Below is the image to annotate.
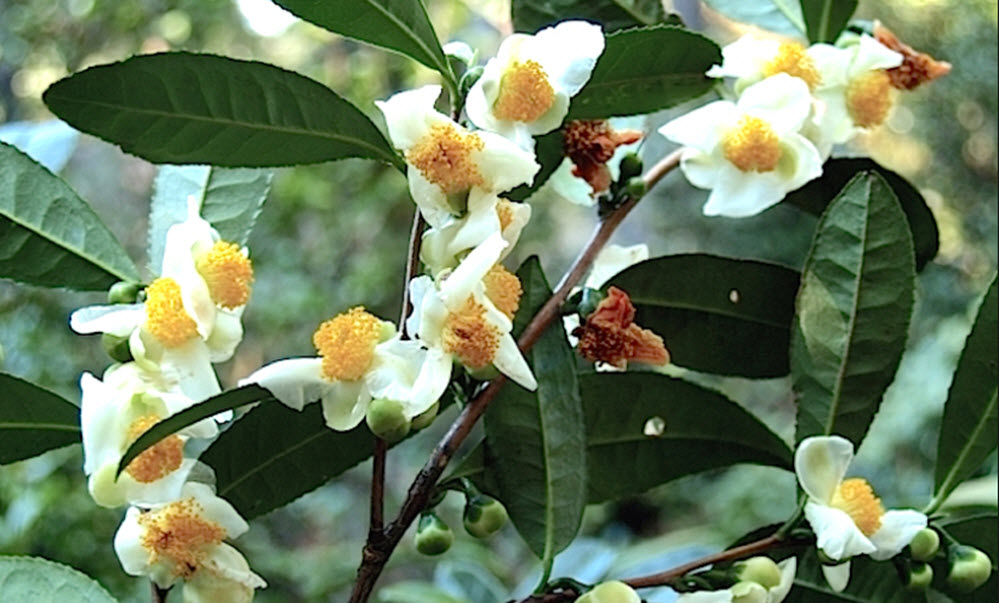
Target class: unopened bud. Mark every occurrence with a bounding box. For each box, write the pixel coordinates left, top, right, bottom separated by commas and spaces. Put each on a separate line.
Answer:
411, 401, 440, 431
577, 581, 640, 603
731, 580, 768, 603
618, 152, 643, 180
366, 398, 410, 443
415, 513, 453, 556
102, 333, 133, 363
625, 177, 646, 200
108, 281, 142, 304
908, 528, 940, 562
463, 495, 507, 538
735, 556, 782, 590
946, 545, 992, 593
905, 562, 933, 591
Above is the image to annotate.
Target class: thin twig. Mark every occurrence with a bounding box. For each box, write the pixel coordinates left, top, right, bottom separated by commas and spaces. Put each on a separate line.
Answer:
624, 534, 782, 589
370, 437, 387, 533
398, 210, 426, 332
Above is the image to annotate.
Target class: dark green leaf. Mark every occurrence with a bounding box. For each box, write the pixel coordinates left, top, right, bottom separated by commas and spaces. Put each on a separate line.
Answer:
932, 277, 998, 508
0, 373, 80, 465
273, 0, 455, 89
792, 172, 915, 445
703, 0, 805, 38
0, 142, 140, 290
938, 512, 999, 563
512, 0, 665, 33
568, 25, 721, 119
800, 0, 858, 43
43, 53, 402, 169
507, 129, 563, 202
787, 551, 917, 602
116, 385, 272, 478
484, 257, 586, 562
607, 254, 800, 378
0, 556, 117, 603
784, 158, 939, 269
148, 165, 272, 273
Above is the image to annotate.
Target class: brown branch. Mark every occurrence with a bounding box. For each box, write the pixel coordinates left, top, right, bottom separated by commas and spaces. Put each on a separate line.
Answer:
624, 534, 782, 589
398, 209, 426, 332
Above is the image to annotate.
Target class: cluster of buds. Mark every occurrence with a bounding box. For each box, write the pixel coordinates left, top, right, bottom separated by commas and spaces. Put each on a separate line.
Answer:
414, 486, 509, 556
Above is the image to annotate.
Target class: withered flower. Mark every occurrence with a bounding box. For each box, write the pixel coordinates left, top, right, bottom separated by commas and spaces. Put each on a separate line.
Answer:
573, 286, 669, 369
564, 120, 643, 194
873, 21, 951, 90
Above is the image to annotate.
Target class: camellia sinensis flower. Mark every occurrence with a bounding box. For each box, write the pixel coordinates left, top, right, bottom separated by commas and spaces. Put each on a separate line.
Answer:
466, 20, 605, 149
376, 84, 539, 227
241, 308, 450, 431
114, 483, 265, 602
706, 34, 828, 95
659, 73, 823, 217
573, 286, 669, 370
796, 435, 927, 591
407, 232, 536, 390
676, 557, 796, 603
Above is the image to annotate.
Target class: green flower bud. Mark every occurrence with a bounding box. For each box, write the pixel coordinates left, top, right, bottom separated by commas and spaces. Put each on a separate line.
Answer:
415, 513, 453, 556
366, 398, 411, 443
618, 152, 643, 180
735, 556, 782, 590
625, 177, 646, 200
731, 580, 768, 603
577, 581, 640, 603
102, 333, 133, 363
463, 495, 507, 538
905, 562, 933, 591
908, 528, 940, 562
107, 281, 142, 304
411, 401, 440, 431
946, 545, 992, 593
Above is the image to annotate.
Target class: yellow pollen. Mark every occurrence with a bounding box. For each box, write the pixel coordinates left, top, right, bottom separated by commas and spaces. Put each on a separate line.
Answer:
483, 265, 522, 320
442, 296, 501, 369
195, 241, 253, 309
722, 116, 783, 172
846, 70, 893, 128
831, 478, 885, 537
762, 42, 821, 89
125, 415, 184, 483
313, 307, 383, 381
139, 498, 227, 579
496, 200, 516, 232
493, 60, 556, 122
406, 123, 485, 194
145, 277, 199, 348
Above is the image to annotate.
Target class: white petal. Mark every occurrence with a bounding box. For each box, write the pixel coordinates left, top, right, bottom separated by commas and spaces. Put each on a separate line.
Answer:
770, 557, 797, 602
738, 74, 813, 134
868, 509, 927, 560
406, 276, 435, 338
675, 590, 733, 603
80, 372, 121, 475
70, 304, 144, 337
160, 339, 222, 402
546, 158, 597, 207
805, 502, 876, 559
586, 244, 649, 289
439, 232, 506, 309
185, 544, 265, 603
532, 20, 605, 97
795, 435, 855, 504
821, 561, 851, 592
118, 457, 198, 508
851, 35, 903, 74
320, 379, 371, 431
206, 308, 244, 362
702, 169, 786, 218
419, 189, 503, 273
474, 130, 540, 192
809, 44, 851, 88
184, 482, 249, 538
240, 357, 325, 411
367, 339, 450, 417
375, 84, 444, 150
706, 35, 780, 83
492, 333, 536, 391
407, 168, 456, 228
114, 507, 157, 580
162, 217, 217, 339
777, 132, 824, 191
659, 101, 738, 151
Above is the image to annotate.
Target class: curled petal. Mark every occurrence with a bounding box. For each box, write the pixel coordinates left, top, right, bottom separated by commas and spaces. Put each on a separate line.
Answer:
240, 357, 325, 411
492, 332, 537, 391
70, 304, 145, 337
805, 502, 877, 560
821, 561, 851, 592
868, 509, 927, 560
320, 378, 371, 431
795, 435, 855, 504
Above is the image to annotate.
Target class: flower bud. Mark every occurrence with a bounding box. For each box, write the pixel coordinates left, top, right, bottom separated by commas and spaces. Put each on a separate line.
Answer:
463, 495, 507, 538
411, 401, 440, 431
415, 513, 453, 556
905, 562, 933, 591
908, 528, 940, 562
618, 152, 643, 180
734, 556, 782, 590
107, 281, 142, 304
102, 333, 133, 363
577, 581, 640, 603
946, 545, 992, 593
730, 580, 768, 603
625, 177, 646, 200
365, 398, 411, 443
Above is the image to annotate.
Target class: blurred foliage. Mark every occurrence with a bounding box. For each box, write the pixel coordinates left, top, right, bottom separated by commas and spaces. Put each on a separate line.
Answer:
0, 0, 996, 601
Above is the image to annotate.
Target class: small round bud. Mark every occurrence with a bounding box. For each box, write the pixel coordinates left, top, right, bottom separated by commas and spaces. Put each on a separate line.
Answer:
905, 562, 933, 591
735, 556, 782, 590
463, 495, 507, 538
625, 177, 646, 199
946, 545, 992, 593
411, 401, 440, 431
577, 581, 640, 603
618, 152, 643, 180
459, 66, 485, 97
908, 528, 940, 562
102, 333, 133, 363
415, 513, 453, 556
366, 398, 411, 443
107, 281, 142, 304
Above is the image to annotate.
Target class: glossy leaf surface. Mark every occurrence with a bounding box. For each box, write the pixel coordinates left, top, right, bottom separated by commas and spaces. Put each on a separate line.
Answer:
0, 373, 80, 465
512, 0, 665, 33
0, 556, 116, 603
800, 0, 858, 43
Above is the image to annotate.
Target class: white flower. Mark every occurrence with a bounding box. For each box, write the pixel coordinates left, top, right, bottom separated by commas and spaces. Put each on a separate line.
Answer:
466, 20, 605, 149
676, 558, 796, 603
659, 74, 823, 217
407, 232, 536, 390
796, 435, 927, 590
375, 85, 539, 227
114, 483, 265, 600
240, 309, 450, 431
706, 35, 827, 95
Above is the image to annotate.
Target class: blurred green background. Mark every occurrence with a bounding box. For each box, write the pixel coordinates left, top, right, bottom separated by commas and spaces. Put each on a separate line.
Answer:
0, 0, 995, 601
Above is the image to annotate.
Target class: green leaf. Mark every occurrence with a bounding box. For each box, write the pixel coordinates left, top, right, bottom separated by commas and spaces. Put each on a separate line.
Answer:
273, 0, 455, 90
0, 556, 117, 603
0, 142, 140, 290
607, 254, 801, 378
148, 165, 272, 273
568, 25, 721, 119
484, 257, 586, 562
938, 512, 999, 563
507, 129, 563, 202
43, 53, 402, 169
931, 277, 998, 509
792, 172, 916, 445
800, 0, 858, 43
581, 372, 792, 502
787, 552, 917, 602
703, 0, 806, 38
116, 385, 272, 478
0, 373, 80, 465
784, 158, 939, 270
512, 0, 665, 33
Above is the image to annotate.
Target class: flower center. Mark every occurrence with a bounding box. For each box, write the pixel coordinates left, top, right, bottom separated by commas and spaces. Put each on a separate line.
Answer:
483, 265, 522, 319
313, 307, 383, 381
762, 42, 821, 89
722, 116, 782, 172
406, 123, 485, 194
139, 498, 227, 578
195, 241, 253, 309
846, 70, 893, 128
496, 200, 515, 231
145, 277, 199, 348
831, 478, 885, 537
442, 296, 501, 369
125, 414, 184, 484
493, 60, 556, 122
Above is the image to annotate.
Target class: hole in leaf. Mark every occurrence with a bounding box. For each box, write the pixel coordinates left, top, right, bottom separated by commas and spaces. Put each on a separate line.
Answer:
643, 416, 666, 437
728, 288, 740, 304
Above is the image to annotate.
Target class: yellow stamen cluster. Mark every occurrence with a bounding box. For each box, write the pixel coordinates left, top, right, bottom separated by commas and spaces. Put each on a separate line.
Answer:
831, 478, 885, 537
442, 296, 501, 369
496, 200, 516, 232
145, 277, 199, 348
493, 60, 556, 122
313, 307, 383, 381
196, 241, 253, 309
763, 42, 822, 89
722, 116, 782, 172
406, 123, 485, 194
139, 498, 227, 578
483, 265, 522, 319
846, 70, 893, 128
125, 415, 184, 483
